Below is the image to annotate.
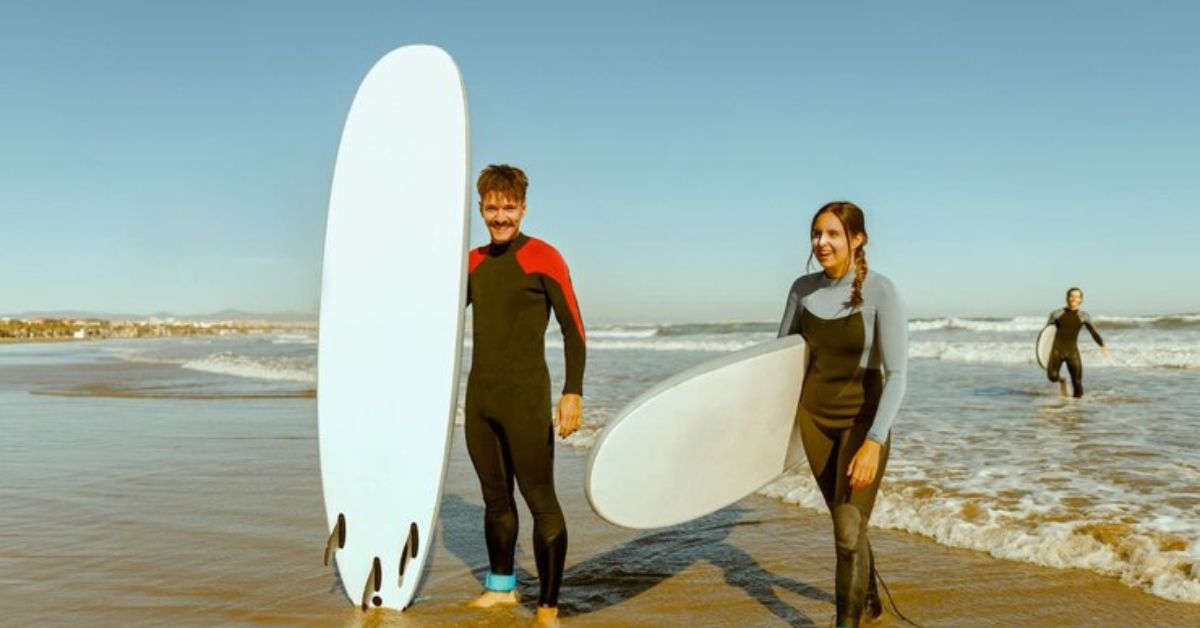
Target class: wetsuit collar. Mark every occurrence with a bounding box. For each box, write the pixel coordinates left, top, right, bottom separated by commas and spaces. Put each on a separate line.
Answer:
487, 232, 528, 257
821, 267, 858, 287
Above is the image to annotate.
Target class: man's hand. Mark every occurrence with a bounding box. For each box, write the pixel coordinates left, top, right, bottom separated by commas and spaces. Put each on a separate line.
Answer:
554, 393, 582, 439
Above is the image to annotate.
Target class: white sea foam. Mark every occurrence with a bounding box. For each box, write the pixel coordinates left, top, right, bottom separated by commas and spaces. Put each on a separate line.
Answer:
180, 352, 316, 383
554, 336, 1200, 368
106, 347, 184, 366
910, 341, 1200, 369
758, 472, 1200, 604
908, 316, 1047, 333
546, 338, 763, 352
271, 333, 317, 345
587, 327, 659, 339
910, 314, 1200, 333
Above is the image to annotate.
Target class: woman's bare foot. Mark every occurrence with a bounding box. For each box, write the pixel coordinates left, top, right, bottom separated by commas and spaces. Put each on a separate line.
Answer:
534, 605, 560, 627
469, 590, 519, 608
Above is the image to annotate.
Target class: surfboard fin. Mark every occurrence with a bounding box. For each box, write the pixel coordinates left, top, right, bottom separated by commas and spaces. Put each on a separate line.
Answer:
399, 522, 419, 580
324, 513, 346, 567
361, 556, 382, 611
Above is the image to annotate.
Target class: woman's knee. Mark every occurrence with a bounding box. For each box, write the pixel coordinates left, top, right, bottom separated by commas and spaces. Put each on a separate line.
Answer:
833, 504, 865, 552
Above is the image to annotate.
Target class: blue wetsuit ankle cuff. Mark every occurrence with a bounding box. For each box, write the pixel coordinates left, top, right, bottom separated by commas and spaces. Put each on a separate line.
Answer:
485, 571, 516, 592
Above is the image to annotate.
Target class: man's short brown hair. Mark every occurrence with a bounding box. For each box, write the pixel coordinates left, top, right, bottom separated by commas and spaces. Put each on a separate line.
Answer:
477, 164, 528, 203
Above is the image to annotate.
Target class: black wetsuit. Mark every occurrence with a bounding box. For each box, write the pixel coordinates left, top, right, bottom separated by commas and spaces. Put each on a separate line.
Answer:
465, 232, 585, 608
779, 269, 908, 628
1045, 308, 1104, 398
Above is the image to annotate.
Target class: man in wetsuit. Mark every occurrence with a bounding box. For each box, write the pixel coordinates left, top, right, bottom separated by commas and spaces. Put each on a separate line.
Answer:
465, 164, 585, 628
1046, 286, 1108, 398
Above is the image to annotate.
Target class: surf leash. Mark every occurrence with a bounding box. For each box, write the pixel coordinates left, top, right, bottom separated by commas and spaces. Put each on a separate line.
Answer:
872, 565, 923, 628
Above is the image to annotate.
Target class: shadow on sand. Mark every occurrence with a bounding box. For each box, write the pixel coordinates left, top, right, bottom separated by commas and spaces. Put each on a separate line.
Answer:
439, 494, 830, 626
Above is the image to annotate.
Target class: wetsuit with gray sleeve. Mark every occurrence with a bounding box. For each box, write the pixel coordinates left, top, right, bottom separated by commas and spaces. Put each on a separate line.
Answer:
777, 269, 908, 444
1047, 308, 1104, 353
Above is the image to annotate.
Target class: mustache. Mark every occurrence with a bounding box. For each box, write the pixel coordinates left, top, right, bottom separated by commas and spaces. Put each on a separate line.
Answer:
488, 221, 516, 228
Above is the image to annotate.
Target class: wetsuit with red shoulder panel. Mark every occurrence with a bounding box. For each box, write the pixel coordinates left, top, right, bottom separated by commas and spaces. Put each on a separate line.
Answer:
465, 231, 585, 608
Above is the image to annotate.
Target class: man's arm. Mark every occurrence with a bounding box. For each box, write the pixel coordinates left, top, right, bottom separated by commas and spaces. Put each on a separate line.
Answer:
1082, 311, 1105, 347
544, 272, 586, 395
538, 249, 585, 439
518, 240, 586, 395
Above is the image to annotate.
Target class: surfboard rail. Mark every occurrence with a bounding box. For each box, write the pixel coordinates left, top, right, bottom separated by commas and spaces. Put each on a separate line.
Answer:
1036, 324, 1056, 369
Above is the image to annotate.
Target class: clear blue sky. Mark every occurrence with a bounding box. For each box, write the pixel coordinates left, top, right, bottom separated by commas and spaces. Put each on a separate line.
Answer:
2, 1, 1197, 321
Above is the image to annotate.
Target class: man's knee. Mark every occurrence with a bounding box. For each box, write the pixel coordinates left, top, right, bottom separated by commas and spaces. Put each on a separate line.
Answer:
484, 505, 518, 537
535, 513, 567, 546
520, 483, 563, 518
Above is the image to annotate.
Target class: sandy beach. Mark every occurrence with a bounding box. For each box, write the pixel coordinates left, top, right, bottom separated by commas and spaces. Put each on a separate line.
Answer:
3, 376, 1198, 627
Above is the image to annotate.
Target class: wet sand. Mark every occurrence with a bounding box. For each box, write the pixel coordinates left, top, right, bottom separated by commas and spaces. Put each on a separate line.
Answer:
2, 393, 1198, 626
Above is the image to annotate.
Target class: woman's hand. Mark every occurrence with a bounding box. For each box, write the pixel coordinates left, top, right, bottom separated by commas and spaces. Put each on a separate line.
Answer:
847, 439, 883, 490
555, 394, 582, 439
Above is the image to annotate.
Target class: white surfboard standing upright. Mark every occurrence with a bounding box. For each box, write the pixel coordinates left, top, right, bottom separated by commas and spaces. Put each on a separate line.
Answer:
586, 336, 807, 529
318, 45, 470, 610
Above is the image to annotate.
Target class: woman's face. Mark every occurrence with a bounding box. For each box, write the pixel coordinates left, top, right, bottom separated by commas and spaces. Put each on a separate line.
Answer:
811, 211, 863, 276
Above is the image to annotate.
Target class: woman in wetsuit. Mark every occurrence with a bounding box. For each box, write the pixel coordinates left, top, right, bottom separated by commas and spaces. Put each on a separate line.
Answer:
778, 201, 908, 628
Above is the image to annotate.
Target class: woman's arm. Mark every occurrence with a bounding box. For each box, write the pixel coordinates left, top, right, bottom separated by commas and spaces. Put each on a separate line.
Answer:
866, 276, 908, 444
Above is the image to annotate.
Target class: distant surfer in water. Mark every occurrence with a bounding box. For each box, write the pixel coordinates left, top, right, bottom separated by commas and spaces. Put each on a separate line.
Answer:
1045, 287, 1108, 398
464, 165, 586, 627
778, 201, 908, 628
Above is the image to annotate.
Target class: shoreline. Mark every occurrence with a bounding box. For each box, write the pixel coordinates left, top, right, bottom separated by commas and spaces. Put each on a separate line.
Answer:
0, 325, 316, 346
0, 336, 85, 345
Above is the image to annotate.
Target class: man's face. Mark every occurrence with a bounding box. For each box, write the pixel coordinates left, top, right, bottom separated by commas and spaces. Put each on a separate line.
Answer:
1067, 289, 1083, 310
480, 192, 526, 245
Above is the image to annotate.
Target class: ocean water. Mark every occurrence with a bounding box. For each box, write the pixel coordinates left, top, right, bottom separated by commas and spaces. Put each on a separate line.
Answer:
2, 313, 1197, 605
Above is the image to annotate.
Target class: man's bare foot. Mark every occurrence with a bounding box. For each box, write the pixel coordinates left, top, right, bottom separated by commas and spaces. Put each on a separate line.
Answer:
469, 590, 519, 608
1058, 380, 1068, 397
534, 606, 560, 627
